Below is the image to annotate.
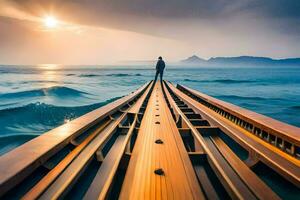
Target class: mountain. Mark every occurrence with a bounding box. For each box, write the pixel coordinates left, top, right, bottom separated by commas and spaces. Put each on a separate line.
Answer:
209, 56, 273, 64
181, 55, 207, 64
180, 55, 300, 66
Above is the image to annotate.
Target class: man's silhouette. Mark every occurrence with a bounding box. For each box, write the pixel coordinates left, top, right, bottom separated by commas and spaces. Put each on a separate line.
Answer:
154, 56, 165, 84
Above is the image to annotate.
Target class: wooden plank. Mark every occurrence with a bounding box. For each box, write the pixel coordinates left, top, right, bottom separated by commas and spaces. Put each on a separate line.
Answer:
164, 82, 268, 199
166, 81, 300, 187
204, 137, 259, 199
211, 136, 280, 199
128, 82, 153, 114
0, 82, 150, 196
84, 136, 127, 199
178, 84, 300, 146
38, 113, 128, 199
83, 116, 138, 199
194, 165, 220, 200
119, 82, 205, 199
22, 119, 112, 200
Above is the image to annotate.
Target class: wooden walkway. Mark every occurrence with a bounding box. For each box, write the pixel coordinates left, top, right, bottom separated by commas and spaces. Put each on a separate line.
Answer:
0, 81, 299, 199
120, 82, 204, 199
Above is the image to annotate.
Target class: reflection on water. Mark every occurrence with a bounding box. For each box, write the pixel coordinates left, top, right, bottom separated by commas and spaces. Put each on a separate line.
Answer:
37, 64, 61, 70
41, 69, 61, 88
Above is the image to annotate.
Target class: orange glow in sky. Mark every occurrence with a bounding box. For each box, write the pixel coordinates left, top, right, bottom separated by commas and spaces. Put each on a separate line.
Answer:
1, 1, 299, 64
44, 16, 58, 28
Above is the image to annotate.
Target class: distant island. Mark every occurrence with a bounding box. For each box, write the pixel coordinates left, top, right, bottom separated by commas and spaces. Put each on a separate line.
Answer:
181, 55, 300, 66
118, 55, 300, 67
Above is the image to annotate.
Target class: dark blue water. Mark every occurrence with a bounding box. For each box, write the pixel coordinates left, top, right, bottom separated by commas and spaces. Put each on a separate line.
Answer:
0, 65, 299, 155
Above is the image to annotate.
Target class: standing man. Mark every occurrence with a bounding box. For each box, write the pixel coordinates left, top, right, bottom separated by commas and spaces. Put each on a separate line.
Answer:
154, 56, 165, 84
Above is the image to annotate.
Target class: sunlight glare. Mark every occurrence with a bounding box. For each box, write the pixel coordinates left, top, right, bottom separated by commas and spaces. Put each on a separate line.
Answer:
38, 64, 59, 70
44, 16, 57, 28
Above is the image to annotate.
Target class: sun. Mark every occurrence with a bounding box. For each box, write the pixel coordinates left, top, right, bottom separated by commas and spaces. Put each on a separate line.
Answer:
44, 16, 58, 28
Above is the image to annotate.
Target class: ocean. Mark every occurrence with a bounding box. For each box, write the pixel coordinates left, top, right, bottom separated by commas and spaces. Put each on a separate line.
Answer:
0, 65, 300, 155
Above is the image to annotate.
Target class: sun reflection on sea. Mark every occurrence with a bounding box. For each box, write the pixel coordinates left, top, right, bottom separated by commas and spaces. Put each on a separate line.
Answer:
37, 64, 62, 88
38, 64, 60, 70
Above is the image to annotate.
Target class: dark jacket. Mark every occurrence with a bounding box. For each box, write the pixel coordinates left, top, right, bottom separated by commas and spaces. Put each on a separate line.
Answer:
156, 60, 165, 72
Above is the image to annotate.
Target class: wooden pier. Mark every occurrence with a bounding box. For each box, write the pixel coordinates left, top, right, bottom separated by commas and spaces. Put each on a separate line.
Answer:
0, 81, 299, 199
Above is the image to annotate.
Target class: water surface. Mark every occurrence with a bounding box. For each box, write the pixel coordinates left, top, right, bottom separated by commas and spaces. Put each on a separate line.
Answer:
0, 65, 299, 155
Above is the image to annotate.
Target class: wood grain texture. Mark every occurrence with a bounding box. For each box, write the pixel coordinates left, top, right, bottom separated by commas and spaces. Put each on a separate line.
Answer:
164, 82, 281, 199
0, 82, 150, 196
120, 82, 205, 200
178, 84, 300, 146
211, 136, 280, 200
22, 119, 111, 200
39, 113, 128, 200
83, 83, 153, 199
167, 82, 300, 188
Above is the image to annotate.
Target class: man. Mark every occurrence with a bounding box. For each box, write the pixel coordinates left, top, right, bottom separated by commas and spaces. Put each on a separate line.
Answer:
154, 56, 165, 84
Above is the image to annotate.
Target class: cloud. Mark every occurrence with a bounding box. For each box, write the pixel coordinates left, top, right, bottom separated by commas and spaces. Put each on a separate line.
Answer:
243, 0, 300, 18
0, 0, 299, 64
6, 0, 300, 19
1, 0, 299, 37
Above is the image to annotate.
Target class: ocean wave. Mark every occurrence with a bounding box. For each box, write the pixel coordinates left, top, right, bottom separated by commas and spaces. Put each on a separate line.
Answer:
79, 74, 101, 77
0, 97, 120, 136
106, 73, 143, 77
289, 105, 300, 110
107, 73, 132, 77
183, 79, 256, 84
0, 134, 38, 155
20, 80, 75, 85
0, 102, 18, 108
215, 95, 283, 101
0, 69, 38, 75
0, 99, 120, 134
79, 73, 143, 77
20, 80, 59, 84
0, 86, 89, 99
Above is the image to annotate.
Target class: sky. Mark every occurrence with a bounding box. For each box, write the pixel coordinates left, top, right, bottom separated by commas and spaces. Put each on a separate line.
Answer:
0, 0, 300, 64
